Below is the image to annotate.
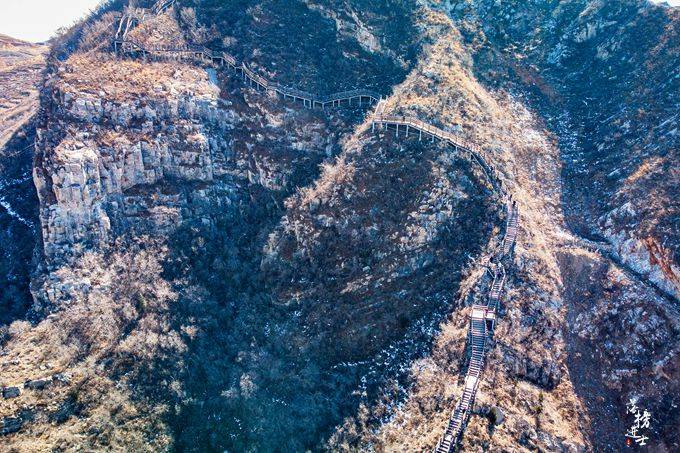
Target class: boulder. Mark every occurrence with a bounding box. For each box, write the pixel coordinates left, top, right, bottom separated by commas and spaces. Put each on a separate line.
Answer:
490, 406, 504, 425
1, 387, 20, 398
1, 417, 23, 435
52, 373, 71, 385
23, 379, 49, 390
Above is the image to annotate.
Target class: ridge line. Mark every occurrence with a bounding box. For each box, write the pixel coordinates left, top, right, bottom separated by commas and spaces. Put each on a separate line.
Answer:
108, 17, 520, 451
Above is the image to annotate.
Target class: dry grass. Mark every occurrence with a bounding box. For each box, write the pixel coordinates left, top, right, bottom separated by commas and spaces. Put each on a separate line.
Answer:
55, 52, 218, 102
128, 7, 187, 48
0, 35, 47, 148
0, 241, 181, 451
79, 12, 118, 53
625, 156, 664, 185
327, 7, 589, 451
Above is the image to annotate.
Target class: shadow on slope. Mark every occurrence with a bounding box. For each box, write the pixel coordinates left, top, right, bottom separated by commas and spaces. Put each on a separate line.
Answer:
0, 122, 40, 325
161, 133, 499, 451
184, 0, 421, 94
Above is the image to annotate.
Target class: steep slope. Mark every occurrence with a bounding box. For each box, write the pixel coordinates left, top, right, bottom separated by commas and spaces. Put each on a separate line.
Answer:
461, 0, 679, 299
329, 2, 679, 451
184, 0, 421, 93
0, 35, 46, 324
329, 13, 590, 451
452, 1, 680, 448
2, 2, 498, 450
0, 35, 46, 147
1, 1, 678, 451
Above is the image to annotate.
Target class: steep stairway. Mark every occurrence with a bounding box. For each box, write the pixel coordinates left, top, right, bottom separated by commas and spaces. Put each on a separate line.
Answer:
108, 17, 521, 451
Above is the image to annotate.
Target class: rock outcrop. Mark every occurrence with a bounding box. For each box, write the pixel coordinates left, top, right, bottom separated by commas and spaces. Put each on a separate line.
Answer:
0, 1, 677, 451
31, 51, 348, 310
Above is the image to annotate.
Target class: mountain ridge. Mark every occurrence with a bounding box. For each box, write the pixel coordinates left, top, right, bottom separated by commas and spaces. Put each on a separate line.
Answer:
0, 1, 678, 451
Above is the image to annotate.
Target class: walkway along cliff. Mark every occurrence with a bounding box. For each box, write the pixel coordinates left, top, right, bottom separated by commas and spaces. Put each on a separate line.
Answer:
111, 5, 520, 450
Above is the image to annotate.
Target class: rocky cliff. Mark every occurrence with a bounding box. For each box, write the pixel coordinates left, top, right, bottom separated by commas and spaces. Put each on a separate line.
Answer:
0, 0, 678, 451
458, 0, 679, 300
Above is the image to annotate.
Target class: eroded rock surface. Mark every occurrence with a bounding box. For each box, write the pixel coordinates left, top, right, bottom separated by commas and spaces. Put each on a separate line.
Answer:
0, 1, 677, 451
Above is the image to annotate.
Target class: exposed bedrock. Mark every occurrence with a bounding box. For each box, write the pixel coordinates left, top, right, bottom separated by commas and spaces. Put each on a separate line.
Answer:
1, 0, 677, 451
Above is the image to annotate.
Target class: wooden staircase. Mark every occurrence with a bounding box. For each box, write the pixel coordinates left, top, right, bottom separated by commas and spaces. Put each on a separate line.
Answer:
113, 37, 381, 109
108, 15, 521, 450
502, 203, 519, 256
488, 263, 506, 311
435, 313, 487, 453
432, 201, 518, 452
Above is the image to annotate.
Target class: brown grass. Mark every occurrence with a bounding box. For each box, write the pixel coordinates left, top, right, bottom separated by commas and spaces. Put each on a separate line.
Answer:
56, 52, 218, 102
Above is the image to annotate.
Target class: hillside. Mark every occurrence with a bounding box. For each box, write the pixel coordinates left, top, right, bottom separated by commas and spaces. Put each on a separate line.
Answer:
0, 34, 47, 147
0, 1, 678, 451
0, 34, 46, 324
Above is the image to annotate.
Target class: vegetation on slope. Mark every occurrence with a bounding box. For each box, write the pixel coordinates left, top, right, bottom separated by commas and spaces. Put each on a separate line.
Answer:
0, 35, 46, 324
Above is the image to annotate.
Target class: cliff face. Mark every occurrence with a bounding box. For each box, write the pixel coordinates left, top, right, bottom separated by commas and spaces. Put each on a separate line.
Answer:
417, 1, 679, 449
458, 0, 680, 299
4, 3, 497, 450
0, 0, 678, 451
32, 49, 353, 302
35, 56, 225, 269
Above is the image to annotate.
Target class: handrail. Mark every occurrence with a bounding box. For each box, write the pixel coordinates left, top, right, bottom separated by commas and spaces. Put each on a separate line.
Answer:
114, 38, 380, 107
372, 114, 500, 193
431, 179, 517, 453
435, 317, 487, 452
111, 26, 520, 452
